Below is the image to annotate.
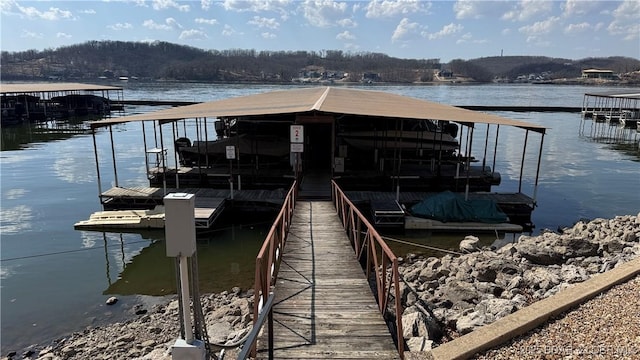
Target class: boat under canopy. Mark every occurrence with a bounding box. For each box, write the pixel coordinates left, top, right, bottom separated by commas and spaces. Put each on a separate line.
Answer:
84, 87, 547, 231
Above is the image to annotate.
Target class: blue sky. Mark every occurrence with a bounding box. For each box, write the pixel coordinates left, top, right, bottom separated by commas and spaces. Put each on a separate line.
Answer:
1, 1, 638, 62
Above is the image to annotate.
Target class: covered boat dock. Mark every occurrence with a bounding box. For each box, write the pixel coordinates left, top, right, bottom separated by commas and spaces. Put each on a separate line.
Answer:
85, 87, 546, 231
580, 91, 640, 144
1, 82, 124, 124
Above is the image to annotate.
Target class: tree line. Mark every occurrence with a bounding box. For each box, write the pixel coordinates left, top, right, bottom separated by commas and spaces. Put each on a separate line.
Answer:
1, 40, 638, 83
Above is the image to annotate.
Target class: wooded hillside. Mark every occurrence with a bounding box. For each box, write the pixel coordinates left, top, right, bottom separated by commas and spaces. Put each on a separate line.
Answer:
2, 40, 638, 84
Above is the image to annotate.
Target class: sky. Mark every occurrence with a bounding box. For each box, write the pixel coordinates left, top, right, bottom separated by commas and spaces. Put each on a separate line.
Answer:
1, 0, 638, 62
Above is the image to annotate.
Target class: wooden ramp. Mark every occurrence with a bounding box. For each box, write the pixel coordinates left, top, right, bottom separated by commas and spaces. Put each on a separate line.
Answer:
257, 201, 400, 359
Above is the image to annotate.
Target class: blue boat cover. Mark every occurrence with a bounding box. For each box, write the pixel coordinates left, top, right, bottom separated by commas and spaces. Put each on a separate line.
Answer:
410, 191, 508, 223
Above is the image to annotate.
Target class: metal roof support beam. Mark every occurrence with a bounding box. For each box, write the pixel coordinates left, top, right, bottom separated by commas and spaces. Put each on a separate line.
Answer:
159, 123, 167, 195
533, 132, 545, 204
464, 126, 474, 201
482, 124, 490, 171
518, 130, 529, 194
91, 130, 103, 201
171, 122, 180, 189
491, 125, 500, 178
109, 125, 119, 188
142, 121, 150, 178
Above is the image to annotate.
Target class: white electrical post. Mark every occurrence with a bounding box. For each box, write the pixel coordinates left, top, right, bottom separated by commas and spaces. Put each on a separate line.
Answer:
164, 193, 206, 360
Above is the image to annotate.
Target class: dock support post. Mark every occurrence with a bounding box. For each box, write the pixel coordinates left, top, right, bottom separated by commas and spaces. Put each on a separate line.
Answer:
533, 132, 545, 203
109, 125, 119, 188
518, 130, 529, 194
91, 129, 103, 201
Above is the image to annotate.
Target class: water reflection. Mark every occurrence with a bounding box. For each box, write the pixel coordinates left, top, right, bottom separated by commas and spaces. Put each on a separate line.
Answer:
0, 116, 98, 151
99, 223, 269, 296
0, 205, 33, 234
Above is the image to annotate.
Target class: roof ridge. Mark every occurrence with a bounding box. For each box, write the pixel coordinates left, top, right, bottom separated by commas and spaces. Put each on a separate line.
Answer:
311, 86, 331, 111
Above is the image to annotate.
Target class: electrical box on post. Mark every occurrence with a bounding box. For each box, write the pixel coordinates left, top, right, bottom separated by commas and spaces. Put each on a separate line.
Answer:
164, 193, 196, 257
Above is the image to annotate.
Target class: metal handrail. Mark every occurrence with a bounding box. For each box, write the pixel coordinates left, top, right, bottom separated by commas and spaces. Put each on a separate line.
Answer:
248, 180, 297, 358
330, 180, 405, 359
238, 292, 275, 360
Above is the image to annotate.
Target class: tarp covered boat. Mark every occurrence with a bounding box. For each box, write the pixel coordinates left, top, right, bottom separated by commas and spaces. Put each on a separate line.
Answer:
410, 191, 508, 223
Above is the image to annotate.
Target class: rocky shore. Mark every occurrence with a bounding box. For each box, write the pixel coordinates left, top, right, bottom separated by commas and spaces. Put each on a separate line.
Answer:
397, 214, 640, 352
3, 288, 254, 360
4, 214, 639, 360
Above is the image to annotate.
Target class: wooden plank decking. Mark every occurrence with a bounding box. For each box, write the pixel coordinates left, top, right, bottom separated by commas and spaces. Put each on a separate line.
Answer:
257, 201, 400, 359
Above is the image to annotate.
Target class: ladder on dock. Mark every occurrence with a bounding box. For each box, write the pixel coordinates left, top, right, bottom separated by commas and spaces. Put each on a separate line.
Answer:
256, 201, 401, 359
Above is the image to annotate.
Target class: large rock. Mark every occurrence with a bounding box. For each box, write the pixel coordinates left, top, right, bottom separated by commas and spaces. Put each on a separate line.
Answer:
459, 235, 480, 253
406, 336, 433, 352
456, 310, 486, 334
441, 280, 479, 303
401, 306, 443, 341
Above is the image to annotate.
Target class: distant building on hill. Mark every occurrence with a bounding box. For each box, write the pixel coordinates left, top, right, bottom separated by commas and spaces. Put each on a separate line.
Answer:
581, 69, 617, 80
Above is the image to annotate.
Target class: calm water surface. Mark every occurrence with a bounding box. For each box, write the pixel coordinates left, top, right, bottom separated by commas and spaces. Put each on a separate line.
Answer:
1, 83, 638, 353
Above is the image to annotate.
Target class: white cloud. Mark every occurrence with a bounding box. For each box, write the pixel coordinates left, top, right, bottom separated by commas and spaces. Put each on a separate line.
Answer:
201, 0, 213, 11
607, 0, 640, 41
453, 0, 506, 20
453, 0, 481, 19
179, 29, 207, 40
561, 0, 598, 17
300, 0, 348, 27
564, 22, 590, 35
365, 0, 429, 18
222, 24, 242, 36
20, 30, 43, 39
108, 22, 134, 31
152, 0, 190, 12
427, 23, 463, 40
455, 32, 487, 45
143, 19, 172, 31
503, 0, 552, 22
336, 30, 355, 41
15, 4, 74, 20
221, 0, 292, 14
0, 0, 16, 13
195, 18, 218, 26
248, 16, 280, 29
518, 16, 560, 36
391, 17, 420, 43
56, 32, 72, 39
79, 9, 96, 15
337, 18, 357, 28
166, 17, 183, 29
261, 32, 276, 39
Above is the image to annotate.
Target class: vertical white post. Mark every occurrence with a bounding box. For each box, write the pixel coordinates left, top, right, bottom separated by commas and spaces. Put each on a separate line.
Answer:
179, 255, 194, 344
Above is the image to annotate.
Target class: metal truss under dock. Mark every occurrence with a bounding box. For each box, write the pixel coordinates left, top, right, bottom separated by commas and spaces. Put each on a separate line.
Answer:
256, 201, 400, 359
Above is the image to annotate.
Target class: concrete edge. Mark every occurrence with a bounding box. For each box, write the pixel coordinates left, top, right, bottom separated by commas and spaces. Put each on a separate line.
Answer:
416, 257, 640, 360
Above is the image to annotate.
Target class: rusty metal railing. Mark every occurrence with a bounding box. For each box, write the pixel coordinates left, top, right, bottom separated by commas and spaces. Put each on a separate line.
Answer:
331, 180, 405, 359
247, 180, 297, 358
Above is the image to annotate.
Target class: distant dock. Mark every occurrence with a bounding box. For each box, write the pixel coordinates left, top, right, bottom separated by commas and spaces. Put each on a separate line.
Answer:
579, 92, 640, 144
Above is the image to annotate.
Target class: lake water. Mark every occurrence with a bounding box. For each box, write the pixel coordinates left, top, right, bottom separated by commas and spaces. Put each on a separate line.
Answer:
1, 83, 638, 354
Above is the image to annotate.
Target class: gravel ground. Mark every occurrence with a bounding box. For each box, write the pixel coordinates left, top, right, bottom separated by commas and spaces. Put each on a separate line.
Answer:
473, 275, 640, 360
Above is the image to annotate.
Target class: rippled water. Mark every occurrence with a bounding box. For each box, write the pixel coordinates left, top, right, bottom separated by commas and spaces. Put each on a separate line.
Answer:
1, 82, 638, 354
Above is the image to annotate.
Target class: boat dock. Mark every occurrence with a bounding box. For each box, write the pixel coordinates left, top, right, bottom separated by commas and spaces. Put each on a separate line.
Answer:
255, 201, 400, 359
580, 92, 640, 144
74, 186, 287, 231
1, 82, 124, 124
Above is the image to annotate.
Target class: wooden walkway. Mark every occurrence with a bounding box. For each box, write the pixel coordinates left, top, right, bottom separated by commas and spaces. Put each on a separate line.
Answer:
257, 201, 400, 359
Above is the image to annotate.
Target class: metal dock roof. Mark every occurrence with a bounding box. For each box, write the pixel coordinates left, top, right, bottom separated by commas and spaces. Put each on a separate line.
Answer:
89, 86, 546, 133
0, 82, 122, 94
